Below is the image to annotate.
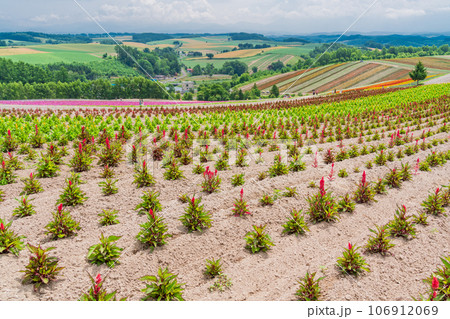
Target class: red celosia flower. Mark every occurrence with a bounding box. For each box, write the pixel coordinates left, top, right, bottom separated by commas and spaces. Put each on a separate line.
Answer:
149, 209, 155, 219
362, 171, 366, 185
432, 290, 437, 300
348, 242, 352, 250
79, 142, 82, 153
191, 197, 195, 206
69, 180, 72, 186
105, 137, 110, 149
319, 177, 325, 196
0, 223, 5, 231
2, 160, 6, 169
30, 172, 33, 178
435, 188, 440, 195
95, 274, 102, 285
240, 188, 244, 199
143, 160, 146, 168
57, 204, 63, 213
432, 276, 439, 290
402, 205, 406, 212
7, 129, 11, 137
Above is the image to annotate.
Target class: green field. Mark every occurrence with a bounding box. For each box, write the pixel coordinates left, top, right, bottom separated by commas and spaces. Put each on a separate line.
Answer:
2, 43, 117, 64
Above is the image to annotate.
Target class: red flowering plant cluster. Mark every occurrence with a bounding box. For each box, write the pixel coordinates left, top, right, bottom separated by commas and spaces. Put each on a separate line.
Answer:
69, 142, 93, 172
133, 160, 156, 188
201, 166, 221, 193
232, 189, 251, 217
97, 137, 123, 167
336, 242, 370, 276
79, 273, 126, 301
353, 171, 375, 203
0, 218, 26, 256
306, 177, 339, 223
417, 257, 450, 301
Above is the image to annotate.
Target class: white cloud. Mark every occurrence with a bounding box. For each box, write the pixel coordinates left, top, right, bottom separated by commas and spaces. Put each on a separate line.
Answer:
385, 8, 426, 19
31, 13, 63, 23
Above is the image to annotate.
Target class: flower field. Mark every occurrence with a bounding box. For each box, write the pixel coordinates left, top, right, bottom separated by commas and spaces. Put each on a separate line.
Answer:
1, 84, 450, 301
0, 99, 202, 107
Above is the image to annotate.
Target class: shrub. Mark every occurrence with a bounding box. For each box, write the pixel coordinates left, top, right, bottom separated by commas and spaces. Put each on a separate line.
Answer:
231, 173, 245, 187
201, 166, 221, 193
98, 209, 120, 226
135, 190, 162, 215
0, 160, 17, 185
421, 188, 446, 216
30, 125, 45, 148
69, 142, 93, 172
373, 178, 386, 195
283, 186, 298, 197
1, 130, 18, 152
387, 205, 416, 239
323, 149, 335, 164
100, 164, 115, 178
364, 225, 394, 255
20, 172, 43, 195
99, 179, 118, 196
79, 273, 126, 301
87, 233, 123, 268
141, 267, 185, 301
400, 162, 412, 181
13, 196, 36, 218
133, 161, 156, 188
36, 155, 59, 178
0, 218, 26, 256
164, 162, 185, 180
282, 210, 310, 235
232, 189, 251, 217
21, 244, 64, 291
45, 204, 80, 239
244, 224, 274, 253
215, 155, 229, 171
384, 168, 402, 188
295, 272, 324, 301
205, 258, 223, 278
260, 193, 275, 206
180, 196, 212, 232
235, 148, 248, 167
192, 163, 205, 174
6, 152, 24, 170
337, 194, 355, 213
306, 177, 339, 223
137, 210, 171, 251
353, 171, 375, 203
336, 243, 370, 276
57, 180, 87, 206
338, 169, 348, 178
97, 137, 123, 167
268, 154, 289, 177
289, 155, 306, 172
412, 212, 428, 225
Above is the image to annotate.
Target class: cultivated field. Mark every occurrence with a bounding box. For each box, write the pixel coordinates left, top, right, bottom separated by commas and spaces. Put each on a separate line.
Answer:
1, 84, 449, 301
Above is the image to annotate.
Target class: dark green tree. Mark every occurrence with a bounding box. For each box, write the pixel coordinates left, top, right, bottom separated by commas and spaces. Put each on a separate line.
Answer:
270, 85, 280, 98
409, 61, 427, 85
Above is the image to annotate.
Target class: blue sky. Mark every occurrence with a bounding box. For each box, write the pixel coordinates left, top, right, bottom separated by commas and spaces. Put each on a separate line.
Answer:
1, 0, 449, 35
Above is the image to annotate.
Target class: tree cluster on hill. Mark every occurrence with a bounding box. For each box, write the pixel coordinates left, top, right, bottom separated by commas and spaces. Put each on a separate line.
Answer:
0, 40, 6, 46
295, 43, 450, 69
190, 60, 248, 77
115, 45, 181, 76
0, 32, 92, 44
229, 33, 270, 41
237, 43, 271, 50
0, 77, 167, 100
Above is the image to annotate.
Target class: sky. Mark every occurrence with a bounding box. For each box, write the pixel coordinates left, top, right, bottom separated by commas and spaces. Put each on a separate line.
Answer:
0, 0, 449, 35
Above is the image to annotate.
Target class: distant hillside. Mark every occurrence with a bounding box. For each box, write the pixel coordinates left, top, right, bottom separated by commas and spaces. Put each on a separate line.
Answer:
0, 32, 92, 44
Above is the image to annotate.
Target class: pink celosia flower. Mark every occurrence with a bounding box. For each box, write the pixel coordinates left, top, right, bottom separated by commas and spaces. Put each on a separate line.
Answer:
348, 243, 352, 250
362, 171, 366, 185
432, 276, 439, 290
57, 204, 63, 213
319, 177, 325, 196
0, 223, 5, 231
149, 209, 155, 219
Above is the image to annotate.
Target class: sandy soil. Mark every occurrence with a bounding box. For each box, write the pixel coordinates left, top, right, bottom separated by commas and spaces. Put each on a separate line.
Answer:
1, 119, 449, 301
0, 48, 48, 56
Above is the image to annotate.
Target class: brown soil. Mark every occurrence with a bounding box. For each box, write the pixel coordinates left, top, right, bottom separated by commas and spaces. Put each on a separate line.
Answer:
1, 124, 449, 301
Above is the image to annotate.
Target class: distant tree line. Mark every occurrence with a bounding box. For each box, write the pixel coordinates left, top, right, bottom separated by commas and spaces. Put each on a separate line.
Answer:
237, 43, 271, 50
0, 32, 92, 44
0, 77, 168, 100
115, 45, 181, 76
190, 61, 248, 77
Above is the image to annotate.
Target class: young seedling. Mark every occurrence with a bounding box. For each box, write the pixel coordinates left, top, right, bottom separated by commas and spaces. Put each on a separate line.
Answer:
13, 196, 36, 218
137, 210, 171, 251
282, 210, 310, 236
244, 224, 274, 254
336, 243, 370, 276
295, 271, 324, 301
0, 218, 26, 256
98, 209, 120, 226
364, 225, 395, 256
179, 197, 212, 232
204, 258, 223, 278
232, 189, 251, 217
87, 233, 123, 268
99, 179, 119, 196
141, 267, 185, 301
45, 204, 80, 240
79, 273, 126, 301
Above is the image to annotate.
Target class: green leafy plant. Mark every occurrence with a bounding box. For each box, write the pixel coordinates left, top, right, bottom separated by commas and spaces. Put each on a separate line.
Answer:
192, 163, 205, 174
353, 171, 375, 203
69, 142, 93, 172
79, 273, 126, 301
244, 224, 275, 253
282, 210, 310, 235
45, 204, 80, 239
337, 194, 355, 213
215, 155, 229, 171
373, 178, 386, 195
57, 180, 87, 206
180, 196, 212, 232
231, 173, 245, 187
99, 179, 119, 196
141, 267, 185, 301
164, 162, 185, 180
135, 190, 162, 215
137, 210, 171, 251
1, 130, 18, 152
36, 155, 60, 178
205, 258, 223, 278
338, 169, 348, 178
336, 242, 370, 276
232, 189, 251, 217
178, 193, 189, 203
201, 166, 221, 193
133, 161, 156, 188
268, 154, 289, 177
21, 244, 64, 291
364, 225, 395, 255
29, 125, 45, 148
98, 209, 120, 226
209, 274, 232, 292
400, 162, 412, 181
387, 205, 417, 239
20, 172, 43, 195
13, 196, 36, 218
100, 164, 115, 178
412, 212, 428, 225
87, 233, 123, 268
421, 188, 446, 216
97, 137, 123, 167
0, 160, 17, 185
307, 177, 340, 223
259, 193, 275, 206
384, 168, 402, 188
0, 218, 26, 256
283, 186, 298, 197
295, 271, 324, 301
420, 257, 450, 301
